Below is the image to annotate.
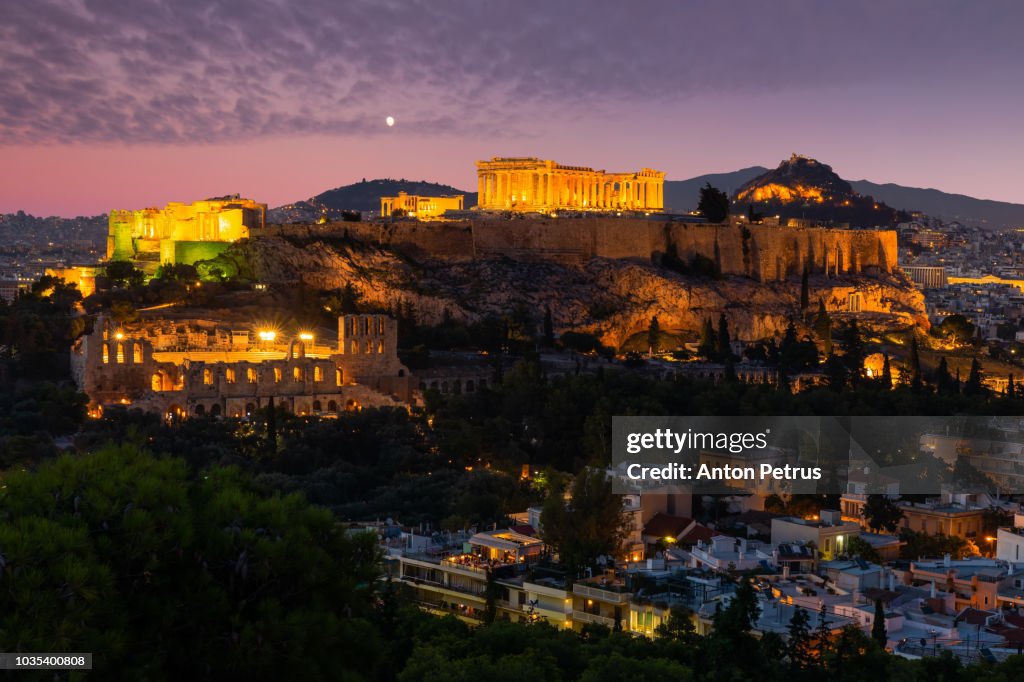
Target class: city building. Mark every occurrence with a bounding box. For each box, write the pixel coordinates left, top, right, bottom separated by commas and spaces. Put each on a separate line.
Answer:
475, 157, 665, 212
770, 510, 861, 560
379, 192, 464, 219
394, 529, 551, 625
897, 498, 985, 540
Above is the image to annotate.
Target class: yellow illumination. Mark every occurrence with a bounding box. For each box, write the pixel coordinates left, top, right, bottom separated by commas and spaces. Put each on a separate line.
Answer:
298, 332, 314, 341
114, 331, 125, 340
258, 330, 276, 342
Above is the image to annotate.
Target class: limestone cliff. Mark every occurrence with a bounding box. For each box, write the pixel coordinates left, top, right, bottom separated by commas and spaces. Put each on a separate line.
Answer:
202, 235, 926, 348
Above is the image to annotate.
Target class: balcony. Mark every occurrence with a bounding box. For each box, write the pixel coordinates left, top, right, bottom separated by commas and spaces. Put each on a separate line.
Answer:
573, 583, 631, 605
574, 610, 617, 628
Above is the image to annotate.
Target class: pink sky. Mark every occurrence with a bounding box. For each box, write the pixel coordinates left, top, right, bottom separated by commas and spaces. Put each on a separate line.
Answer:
2, 1, 1023, 216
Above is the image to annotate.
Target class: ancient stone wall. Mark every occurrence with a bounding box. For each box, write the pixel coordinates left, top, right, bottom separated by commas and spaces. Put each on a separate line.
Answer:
258, 218, 897, 283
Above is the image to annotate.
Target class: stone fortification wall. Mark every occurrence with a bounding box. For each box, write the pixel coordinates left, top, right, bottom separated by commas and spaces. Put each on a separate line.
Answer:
257, 218, 897, 282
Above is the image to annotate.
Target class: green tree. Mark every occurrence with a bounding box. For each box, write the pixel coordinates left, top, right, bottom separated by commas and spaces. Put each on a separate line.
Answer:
862, 494, 904, 533
697, 183, 730, 223
846, 535, 881, 563
787, 606, 815, 670
539, 469, 626, 582
0, 445, 385, 680
935, 314, 975, 347
104, 260, 145, 288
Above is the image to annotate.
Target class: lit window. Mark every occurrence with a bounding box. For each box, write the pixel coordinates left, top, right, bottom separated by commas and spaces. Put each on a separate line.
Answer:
226, 368, 236, 383
351, 340, 358, 354
293, 366, 303, 382
377, 340, 384, 354
314, 366, 323, 382
247, 367, 257, 383
336, 368, 343, 386
133, 344, 142, 364
116, 343, 125, 364
274, 367, 282, 383
203, 368, 213, 385
102, 344, 109, 364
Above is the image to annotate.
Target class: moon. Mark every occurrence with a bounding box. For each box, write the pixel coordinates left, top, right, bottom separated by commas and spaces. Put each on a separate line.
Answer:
385, 116, 395, 127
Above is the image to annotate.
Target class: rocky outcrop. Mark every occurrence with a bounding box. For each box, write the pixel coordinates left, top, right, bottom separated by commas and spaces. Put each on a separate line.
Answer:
204, 235, 926, 349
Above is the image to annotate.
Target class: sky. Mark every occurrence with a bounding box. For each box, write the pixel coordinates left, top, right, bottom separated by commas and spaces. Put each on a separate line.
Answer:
1, 0, 1023, 216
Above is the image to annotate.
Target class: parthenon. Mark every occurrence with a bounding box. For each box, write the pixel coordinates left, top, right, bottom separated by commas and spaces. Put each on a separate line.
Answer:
475, 157, 665, 212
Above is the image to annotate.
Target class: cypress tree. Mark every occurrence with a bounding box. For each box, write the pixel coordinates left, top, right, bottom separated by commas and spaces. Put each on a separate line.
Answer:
871, 597, 888, 648
964, 358, 984, 396
542, 306, 554, 347
936, 356, 952, 393
698, 317, 716, 360
800, 267, 810, 311
814, 299, 832, 356
717, 313, 731, 361
1008, 373, 1016, 399
909, 336, 922, 392
881, 354, 893, 388
265, 395, 277, 454
647, 315, 661, 356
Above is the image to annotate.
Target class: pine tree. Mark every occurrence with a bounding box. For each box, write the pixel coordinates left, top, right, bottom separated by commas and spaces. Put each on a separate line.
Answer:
871, 598, 887, 648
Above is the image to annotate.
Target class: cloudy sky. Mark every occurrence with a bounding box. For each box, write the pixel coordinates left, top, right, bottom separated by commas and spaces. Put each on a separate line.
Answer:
2, 0, 1022, 215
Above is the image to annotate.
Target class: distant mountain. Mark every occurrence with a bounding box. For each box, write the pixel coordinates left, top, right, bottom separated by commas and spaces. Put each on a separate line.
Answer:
664, 167, 767, 212
270, 179, 476, 222
271, 166, 1024, 229
847, 180, 1024, 229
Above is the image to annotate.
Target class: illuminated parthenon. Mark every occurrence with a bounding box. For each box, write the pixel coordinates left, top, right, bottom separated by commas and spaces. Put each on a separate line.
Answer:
475, 157, 665, 212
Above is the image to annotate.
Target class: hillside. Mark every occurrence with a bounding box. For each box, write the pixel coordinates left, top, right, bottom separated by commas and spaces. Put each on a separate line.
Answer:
663, 167, 768, 212
196, 232, 924, 349
733, 155, 907, 227
270, 179, 476, 222
848, 180, 1024, 229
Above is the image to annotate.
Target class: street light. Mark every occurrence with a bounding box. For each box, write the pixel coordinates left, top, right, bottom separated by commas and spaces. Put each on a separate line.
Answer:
298, 332, 314, 342
258, 330, 276, 342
